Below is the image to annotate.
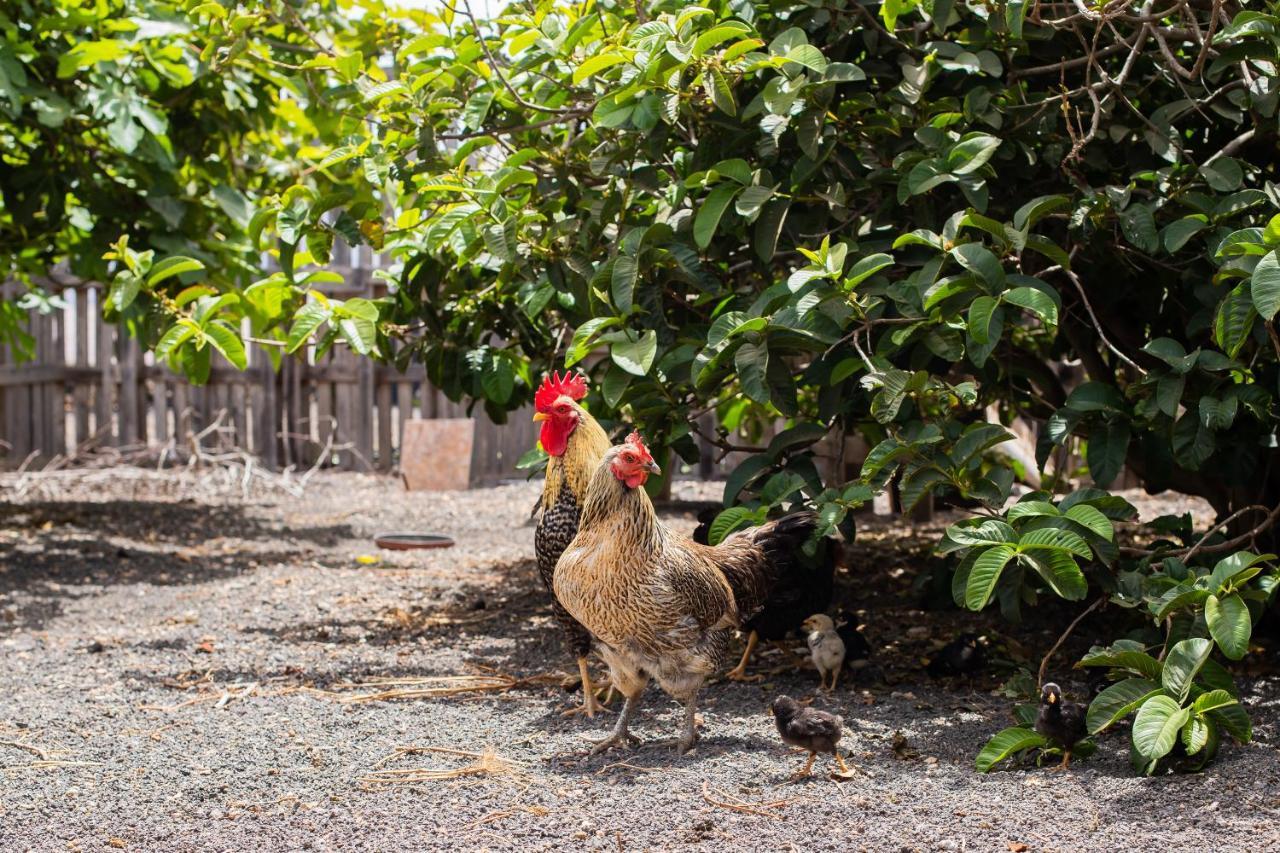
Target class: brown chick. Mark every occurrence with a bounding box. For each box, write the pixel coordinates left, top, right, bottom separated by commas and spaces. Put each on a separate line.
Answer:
771, 694, 849, 778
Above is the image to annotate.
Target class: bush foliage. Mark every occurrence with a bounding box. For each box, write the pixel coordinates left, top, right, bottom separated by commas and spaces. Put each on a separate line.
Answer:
7, 0, 1280, 772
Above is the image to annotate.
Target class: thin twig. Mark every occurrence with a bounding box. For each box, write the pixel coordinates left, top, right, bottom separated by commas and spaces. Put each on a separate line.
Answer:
1039, 596, 1106, 686
1060, 268, 1148, 375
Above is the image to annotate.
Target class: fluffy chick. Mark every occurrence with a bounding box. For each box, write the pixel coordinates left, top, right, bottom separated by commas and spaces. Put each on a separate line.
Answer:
802, 614, 845, 691
771, 695, 848, 778
1035, 682, 1087, 769
926, 632, 986, 678
834, 610, 871, 675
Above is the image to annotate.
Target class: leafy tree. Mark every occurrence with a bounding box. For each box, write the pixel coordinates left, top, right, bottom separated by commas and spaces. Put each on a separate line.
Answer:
34, 0, 1280, 771
0, 0, 391, 364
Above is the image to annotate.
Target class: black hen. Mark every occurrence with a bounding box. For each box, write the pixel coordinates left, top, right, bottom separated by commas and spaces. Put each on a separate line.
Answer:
771, 695, 849, 777
1035, 682, 1087, 768
693, 510, 837, 680
926, 633, 986, 677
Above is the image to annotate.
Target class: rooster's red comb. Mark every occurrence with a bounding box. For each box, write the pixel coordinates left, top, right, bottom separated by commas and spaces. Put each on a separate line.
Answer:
624, 431, 654, 463
535, 371, 588, 412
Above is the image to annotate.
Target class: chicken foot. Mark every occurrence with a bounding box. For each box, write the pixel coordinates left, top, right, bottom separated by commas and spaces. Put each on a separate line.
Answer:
589, 691, 641, 756
790, 752, 817, 780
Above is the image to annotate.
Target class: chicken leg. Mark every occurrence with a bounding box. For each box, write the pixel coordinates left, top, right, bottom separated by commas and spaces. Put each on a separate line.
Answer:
676, 691, 700, 755
561, 657, 606, 718
589, 690, 641, 755
723, 631, 762, 682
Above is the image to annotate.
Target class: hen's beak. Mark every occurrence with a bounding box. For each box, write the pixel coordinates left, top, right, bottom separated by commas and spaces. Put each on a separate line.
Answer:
646, 461, 662, 475
532, 411, 549, 422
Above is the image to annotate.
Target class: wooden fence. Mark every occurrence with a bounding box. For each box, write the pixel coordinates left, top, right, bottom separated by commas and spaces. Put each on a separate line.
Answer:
0, 261, 538, 485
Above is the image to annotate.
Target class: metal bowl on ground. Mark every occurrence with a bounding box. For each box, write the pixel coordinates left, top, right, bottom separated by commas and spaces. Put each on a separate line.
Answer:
373, 533, 456, 551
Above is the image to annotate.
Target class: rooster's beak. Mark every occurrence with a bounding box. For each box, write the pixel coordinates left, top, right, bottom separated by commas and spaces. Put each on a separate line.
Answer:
532, 412, 549, 422
646, 461, 661, 476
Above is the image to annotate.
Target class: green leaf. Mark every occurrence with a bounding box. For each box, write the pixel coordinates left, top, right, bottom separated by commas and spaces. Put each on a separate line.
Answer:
1064, 504, 1114, 541
705, 68, 736, 115
1003, 287, 1058, 326
1017, 527, 1091, 560
481, 356, 515, 404
1006, 500, 1059, 521
1205, 593, 1251, 660
694, 184, 739, 249
573, 51, 629, 84
735, 185, 774, 219
611, 255, 639, 314
1249, 250, 1280, 321
965, 544, 1018, 610
611, 330, 658, 376
1132, 695, 1189, 760
1191, 689, 1238, 716
1161, 637, 1212, 703
784, 44, 828, 73
147, 256, 205, 288
110, 274, 142, 312
950, 243, 1005, 288
286, 302, 329, 353
735, 340, 771, 404
975, 727, 1048, 773
1079, 646, 1163, 680
1213, 282, 1257, 358
1086, 420, 1129, 488
338, 316, 376, 355
1181, 713, 1212, 755
966, 295, 999, 344
946, 519, 1017, 546
1207, 703, 1251, 743
204, 321, 247, 370
566, 317, 620, 366
708, 506, 754, 545
1208, 551, 1276, 591
692, 23, 752, 58
1161, 216, 1207, 253
754, 199, 790, 262
845, 253, 894, 288
1023, 549, 1087, 601
1086, 678, 1162, 734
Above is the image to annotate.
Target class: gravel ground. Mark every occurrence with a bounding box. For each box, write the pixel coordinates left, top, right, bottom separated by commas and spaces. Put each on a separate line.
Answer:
0, 472, 1277, 852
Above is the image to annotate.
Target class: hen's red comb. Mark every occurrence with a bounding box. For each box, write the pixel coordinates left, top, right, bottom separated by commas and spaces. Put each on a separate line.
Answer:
624, 431, 654, 463
534, 371, 588, 412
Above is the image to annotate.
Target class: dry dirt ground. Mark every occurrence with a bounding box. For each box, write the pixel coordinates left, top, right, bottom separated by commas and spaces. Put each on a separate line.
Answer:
0, 472, 1277, 852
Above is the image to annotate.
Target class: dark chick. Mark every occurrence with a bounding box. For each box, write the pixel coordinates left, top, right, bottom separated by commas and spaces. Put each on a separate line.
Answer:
834, 610, 871, 674
1035, 682, 1088, 769
771, 695, 849, 778
926, 632, 986, 678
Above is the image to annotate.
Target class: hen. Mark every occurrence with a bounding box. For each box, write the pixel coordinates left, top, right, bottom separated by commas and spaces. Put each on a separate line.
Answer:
554, 433, 817, 754
531, 371, 613, 717
693, 510, 837, 681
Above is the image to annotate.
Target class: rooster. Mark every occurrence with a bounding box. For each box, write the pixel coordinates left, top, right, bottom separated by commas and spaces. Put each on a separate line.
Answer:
532, 371, 613, 717
554, 433, 817, 754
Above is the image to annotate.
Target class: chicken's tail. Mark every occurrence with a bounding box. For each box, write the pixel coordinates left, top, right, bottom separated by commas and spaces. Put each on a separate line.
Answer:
717, 510, 820, 623
746, 510, 820, 588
